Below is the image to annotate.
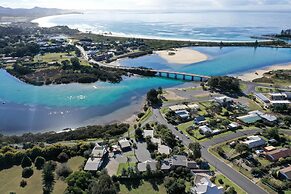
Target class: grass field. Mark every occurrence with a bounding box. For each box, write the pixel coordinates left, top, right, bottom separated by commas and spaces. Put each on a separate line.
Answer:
0, 156, 85, 194
117, 163, 136, 176
215, 174, 246, 194
34, 52, 75, 63
119, 181, 166, 194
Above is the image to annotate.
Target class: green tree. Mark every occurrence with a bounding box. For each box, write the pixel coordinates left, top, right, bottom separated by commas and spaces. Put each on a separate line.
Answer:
90, 171, 117, 194
42, 162, 55, 194
146, 89, 160, 106
35, 156, 46, 170
189, 142, 201, 159
22, 167, 34, 178
57, 152, 69, 163
21, 155, 32, 168
235, 143, 249, 155
66, 171, 92, 193
70, 57, 81, 69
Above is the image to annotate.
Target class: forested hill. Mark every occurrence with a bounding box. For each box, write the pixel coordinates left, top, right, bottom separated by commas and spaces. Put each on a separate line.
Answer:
0, 6, 80, 17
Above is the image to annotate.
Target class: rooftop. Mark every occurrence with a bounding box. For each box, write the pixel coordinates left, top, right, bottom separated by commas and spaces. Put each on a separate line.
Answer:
84, 158, 102, 171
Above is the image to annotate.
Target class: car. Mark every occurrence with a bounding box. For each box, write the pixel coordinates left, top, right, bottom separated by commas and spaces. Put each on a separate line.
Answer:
180, 130, 183, 134
174, 127, 178, 130
185, 135, 190, 139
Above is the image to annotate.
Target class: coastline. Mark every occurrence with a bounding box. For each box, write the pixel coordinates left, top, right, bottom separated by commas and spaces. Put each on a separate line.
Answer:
155, 48, 208, 65
236, 62, 291, 81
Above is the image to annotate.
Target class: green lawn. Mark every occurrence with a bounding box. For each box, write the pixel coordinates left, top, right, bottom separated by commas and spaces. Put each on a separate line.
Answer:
139, 108, 153, 124
34, 52, 75, 63
215, 174, 246, 194
119, 181, 166, 194
0, 156, 85, 194
117, 163, 136, 176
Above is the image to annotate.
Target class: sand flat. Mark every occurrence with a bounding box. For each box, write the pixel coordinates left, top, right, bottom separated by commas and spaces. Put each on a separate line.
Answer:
155, 48, 208, 65
237, 63, 291, 81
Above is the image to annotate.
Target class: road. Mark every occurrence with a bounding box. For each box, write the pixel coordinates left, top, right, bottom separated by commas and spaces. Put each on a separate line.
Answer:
152, 108, 268, 194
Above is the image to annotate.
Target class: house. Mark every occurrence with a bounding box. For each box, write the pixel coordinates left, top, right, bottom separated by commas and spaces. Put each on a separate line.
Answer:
266, 148, 291, 161
169, 104, 188, 111
84, 157, 103, 171
194, 116, 206, 125
254, 93, 270, 107
91, 143, 108, 158
263, 146, 276, 152
270, 100, 290, 108
190, 175, 224, 194
228, 122, 240, 130
243, 136, 266, 149
237, 114, 261, 124
137, 160, 157, 172
171, 155, 188, 167
248, 110, 277, 123
270, 93, 287, 101
158, 145, 171, 155
118, 139, 131, 152
188, 104, 200, 110
144, 130, 154, 138
175, 110, 190, 120
214, 96, 233, 105
161, 155, 198, 170
279, 166, 291, 180
199, 126, 213, 135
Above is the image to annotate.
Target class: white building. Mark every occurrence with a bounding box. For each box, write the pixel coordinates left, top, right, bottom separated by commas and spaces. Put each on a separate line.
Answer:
243, 136, 266, 149
199, 126, 213, 135
191, 176, 224, 194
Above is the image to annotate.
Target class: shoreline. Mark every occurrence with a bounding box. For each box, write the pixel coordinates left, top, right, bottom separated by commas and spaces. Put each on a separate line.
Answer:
155, 48, 208, 65
236, 62, 291, 81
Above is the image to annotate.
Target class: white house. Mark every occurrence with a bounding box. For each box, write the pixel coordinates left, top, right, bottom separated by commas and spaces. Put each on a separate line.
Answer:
243, 136, 266, 149
191, 175, 224, 194
199, 126, 213, 135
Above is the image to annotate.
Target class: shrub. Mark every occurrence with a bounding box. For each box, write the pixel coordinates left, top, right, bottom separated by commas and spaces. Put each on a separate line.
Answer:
56, 164, 72, 179
218, 178, 224, 184
34, 156, 46, 170
22, 167, 34, 178
20, 180, 27, 187
21, 155, 32, 168
57, 152, 69, 163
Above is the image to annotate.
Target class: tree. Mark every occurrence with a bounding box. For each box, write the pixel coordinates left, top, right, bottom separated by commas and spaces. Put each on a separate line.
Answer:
22, 167, 34, 178
56, 164, 72, 179
208, 76, 240, 93
66, 171, 92, 193
35, 156, 46, 170
42, 162, 55, 194
20, 180, 27, 188
57, 152, 69, 163
70, 57, 81, 69
146, 89, 160, 106
264, 128, 280, 140
189, 142, 201, 159
90, 171, 117, 194
225, 186, 237, 194
235, 143, 249, 155
21, 155, 32, 168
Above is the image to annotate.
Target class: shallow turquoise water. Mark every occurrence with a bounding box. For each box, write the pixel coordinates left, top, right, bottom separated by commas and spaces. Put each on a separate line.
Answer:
1, 46, 291, 133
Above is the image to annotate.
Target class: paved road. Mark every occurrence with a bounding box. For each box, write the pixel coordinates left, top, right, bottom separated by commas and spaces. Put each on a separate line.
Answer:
152, 108, 268, 194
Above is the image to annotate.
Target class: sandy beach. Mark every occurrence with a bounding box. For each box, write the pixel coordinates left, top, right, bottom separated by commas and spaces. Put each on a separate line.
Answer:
155, 48, 208, 65
237, 63, 291, 81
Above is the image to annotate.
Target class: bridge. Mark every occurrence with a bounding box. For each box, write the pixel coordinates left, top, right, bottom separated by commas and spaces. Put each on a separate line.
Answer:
78, 45, 210, 82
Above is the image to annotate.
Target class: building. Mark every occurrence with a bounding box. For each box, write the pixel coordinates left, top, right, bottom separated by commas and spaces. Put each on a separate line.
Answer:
144, 130, 154, 138
199, 126, 213, 135
191, 175, 224, 194
279, 166, 291, 180
175, 110, 190, 120
161, 155, 198, 170
228, 122, 240, 130
118, 139, 131, 152
270, 93, 287, 101
266, 148, 291, 161
194, 116, 206, 125
237, 114, 261, 124
84, 143, 108, 171
84, 158, 103, 171
248, 110, 277, 123
214, 96, 233, 105
254, 93, 270, 107
158, 145, 171, 155
270, 100, 290, 108
188, 104, 200, 110
137, 160, 157, 172
243, 136, 266, 149
263, 146, 276, 152
169, 104, 188, 111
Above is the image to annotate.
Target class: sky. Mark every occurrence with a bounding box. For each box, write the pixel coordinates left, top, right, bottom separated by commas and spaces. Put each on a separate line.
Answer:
1, 0, 291, 10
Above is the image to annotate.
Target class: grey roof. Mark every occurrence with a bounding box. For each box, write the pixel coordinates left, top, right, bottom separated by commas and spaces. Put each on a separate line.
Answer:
187, 161, 199, 169
171, 155, 187, 167
84, 158, 102, 171
118, 139, 131, 149
254, 93, 270, 103
137, 160, 157, 172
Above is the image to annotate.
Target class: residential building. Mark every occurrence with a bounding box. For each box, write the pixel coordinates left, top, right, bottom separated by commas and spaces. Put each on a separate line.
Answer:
279, 166, 291, 180
118, 139, 131, 152
270, 100, 290, 108
84, 143, 108, 171
263, 146, 276, 152
91, 143, 108, 158
84, 158, 103, 171
243, 136, 266, 149
161, 155, 198, 170
194, 116, 206, 125
144, 130, 154, 138
270, 93, 287, 101
254, 93, 270, 107
158, 145, 171, 155
237, 114, 261, 124
266, 148, 291, 161
214, 96, 233, 105
199, 126, 213, 135
191, 175, 224, 194
169, 104, 188, 111
137, 160, 157, 172
228, 122, 240, 130
175, 110, 190, 120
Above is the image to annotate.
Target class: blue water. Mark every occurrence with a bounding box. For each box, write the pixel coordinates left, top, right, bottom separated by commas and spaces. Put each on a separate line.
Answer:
34, 10, 291, 41
1, 46, 291, 134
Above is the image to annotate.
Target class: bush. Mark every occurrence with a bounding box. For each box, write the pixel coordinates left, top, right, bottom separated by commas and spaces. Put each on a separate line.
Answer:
20, 180, 27, 187
57, 152, 69, 163
56, 164, 72, 179
34, 156, 46, 170
218, 178, 224, 184
22, 167, 34, 178
137, 112, 145, 118
21, 155, 32, 168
